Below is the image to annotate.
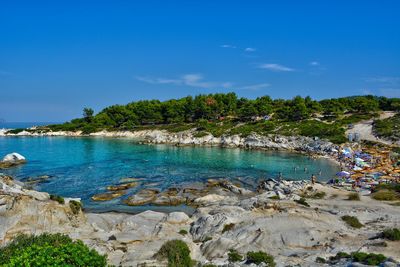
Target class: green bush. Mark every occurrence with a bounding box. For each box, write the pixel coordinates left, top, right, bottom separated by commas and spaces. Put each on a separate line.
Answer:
228, 249, 242, 262
351, 252, 386, 265
381, 228, 400, 241
50, 194, 65, 204
155, 240, 193, 267
316, 256, 326, 263
0, 233, 107, 266
341, 215, 363, 228
295, 197, 310, 207
69, 200, 82, 214
246, 251, 276, 266
202, 264, 217, 267
347, 192, 360, 201
222, 223, 235, 233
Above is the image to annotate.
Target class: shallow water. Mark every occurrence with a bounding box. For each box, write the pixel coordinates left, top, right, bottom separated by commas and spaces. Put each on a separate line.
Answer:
0, 136, 339, 213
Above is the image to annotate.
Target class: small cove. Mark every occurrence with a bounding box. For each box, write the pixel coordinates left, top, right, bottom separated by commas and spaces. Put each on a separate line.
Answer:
0, 136, 340, 213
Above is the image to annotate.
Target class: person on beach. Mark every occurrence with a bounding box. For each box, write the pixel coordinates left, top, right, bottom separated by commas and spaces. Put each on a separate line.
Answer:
278, 172, 283, 182
311, 174, 317, 185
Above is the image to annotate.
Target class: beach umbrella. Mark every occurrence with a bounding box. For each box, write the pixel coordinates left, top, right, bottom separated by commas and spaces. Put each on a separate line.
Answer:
353, 166, 363, 171
336, 171, 350, 177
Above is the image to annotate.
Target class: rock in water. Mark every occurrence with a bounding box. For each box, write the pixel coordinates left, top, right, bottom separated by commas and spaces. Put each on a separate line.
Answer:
0, 153, 26, 169
2, 152, 26, 163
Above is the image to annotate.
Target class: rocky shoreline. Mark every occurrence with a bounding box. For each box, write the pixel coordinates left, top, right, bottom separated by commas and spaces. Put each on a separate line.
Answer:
0, 128, 338, 156
1, 174, 399, 266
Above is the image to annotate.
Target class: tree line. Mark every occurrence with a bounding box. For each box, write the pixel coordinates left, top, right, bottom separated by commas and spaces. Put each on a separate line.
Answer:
51, 93, 400, 133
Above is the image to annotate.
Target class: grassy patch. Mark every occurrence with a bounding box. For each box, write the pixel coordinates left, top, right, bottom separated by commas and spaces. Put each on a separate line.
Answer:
347, 192, 360, 201
351, 252, 386, 266
341, 215, 363, 228
374, 113, 400, 141
155, 240, 193, 267
246, 251, 276, 266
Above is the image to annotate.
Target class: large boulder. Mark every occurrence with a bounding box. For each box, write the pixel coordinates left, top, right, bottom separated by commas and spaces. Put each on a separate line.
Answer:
0, 153, 26, 169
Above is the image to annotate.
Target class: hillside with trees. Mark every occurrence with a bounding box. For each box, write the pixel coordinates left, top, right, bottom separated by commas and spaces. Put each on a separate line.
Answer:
32, 94, 400, 144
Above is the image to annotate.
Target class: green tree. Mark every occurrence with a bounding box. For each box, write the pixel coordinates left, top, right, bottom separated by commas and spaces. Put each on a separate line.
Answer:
83, 107, 94, 122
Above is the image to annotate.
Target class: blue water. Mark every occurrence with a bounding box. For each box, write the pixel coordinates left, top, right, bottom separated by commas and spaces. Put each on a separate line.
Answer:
0, 136, 339, 213
0, 122, 57, 129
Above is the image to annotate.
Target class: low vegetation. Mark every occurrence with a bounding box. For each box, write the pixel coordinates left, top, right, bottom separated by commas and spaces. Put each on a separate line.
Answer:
347, 192, 360, 201
0, 233, 107, 266
328, 251, 387, 265
178, 229, 188, 236
341, 215, 363, 228
69, 200, 82, 214
371, 184, 400, 201
50, 194, 65, 204
228, 249, 243, 262
381, 228, 400, 241
222, 223, 235, 233
246, 251, 276, 266
155, 240, 193, 267
374, 113, 400, 141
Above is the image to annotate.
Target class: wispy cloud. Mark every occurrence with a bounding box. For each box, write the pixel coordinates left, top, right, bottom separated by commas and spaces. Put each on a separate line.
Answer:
136, 74, 232, 89
220, 44, 237, 49
136, 73, 271, 91
238, 83, 270, 91
244, 47, 256, 52
258, 63, 295, 72
309, 61, 320, 66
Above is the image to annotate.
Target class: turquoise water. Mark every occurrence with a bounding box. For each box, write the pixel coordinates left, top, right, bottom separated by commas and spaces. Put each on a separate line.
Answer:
0, 137, 339, 213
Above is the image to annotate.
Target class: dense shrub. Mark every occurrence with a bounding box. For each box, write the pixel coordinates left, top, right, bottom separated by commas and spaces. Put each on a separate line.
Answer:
381, 228, 400, 241
246, 251, 276, 266
0, 233, 107, 266
372, 190, 399, 201
350, 252, 386, 265
341, 215, 363, 228
155, 240, 193, 267
228, 249, 242, 262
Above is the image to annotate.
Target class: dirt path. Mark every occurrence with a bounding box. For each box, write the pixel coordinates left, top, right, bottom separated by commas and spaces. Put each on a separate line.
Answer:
345, 111, 396, 145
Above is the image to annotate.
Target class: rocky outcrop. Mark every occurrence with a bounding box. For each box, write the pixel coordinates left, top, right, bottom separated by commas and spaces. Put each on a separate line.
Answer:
0, 153, 26, 169
1, 175, 399, 266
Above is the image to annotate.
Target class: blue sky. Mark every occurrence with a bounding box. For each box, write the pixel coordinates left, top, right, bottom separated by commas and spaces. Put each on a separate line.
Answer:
1, 0, 399, 122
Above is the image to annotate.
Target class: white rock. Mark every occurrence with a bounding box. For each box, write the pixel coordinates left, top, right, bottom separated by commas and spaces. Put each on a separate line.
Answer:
2, 152, 26, 163
165, 212, 190, 224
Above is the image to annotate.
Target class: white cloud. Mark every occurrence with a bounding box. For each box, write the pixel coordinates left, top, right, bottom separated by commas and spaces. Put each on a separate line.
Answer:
238, 83, 270, 91
258, 63, 294, 72
136, 74, 232, 89
309, 61, 320, 66
244, 47, 256, 52
220, 44, 237, 49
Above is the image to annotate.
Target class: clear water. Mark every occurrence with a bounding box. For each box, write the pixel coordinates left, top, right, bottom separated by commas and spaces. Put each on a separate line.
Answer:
0, 136, 339, 213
